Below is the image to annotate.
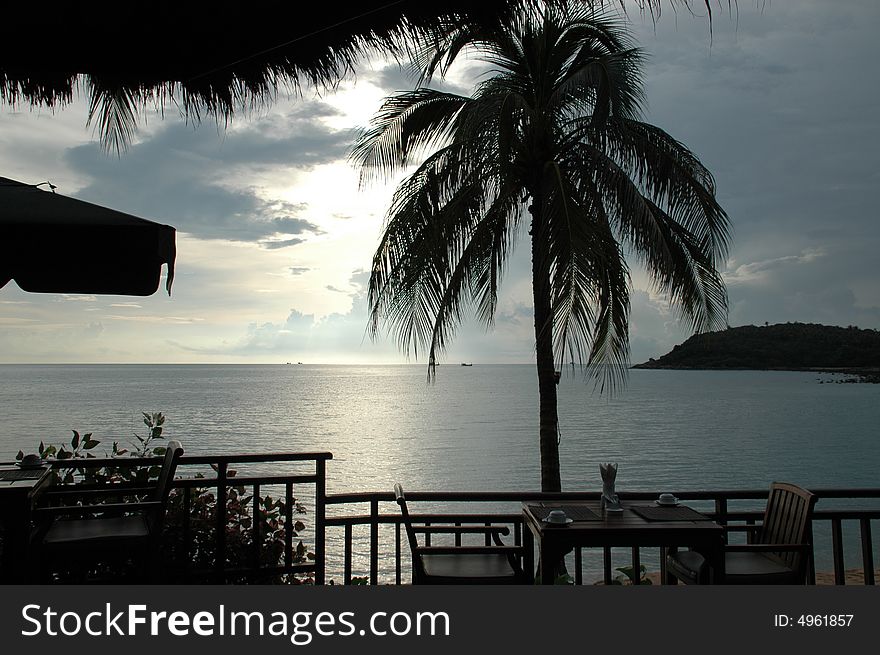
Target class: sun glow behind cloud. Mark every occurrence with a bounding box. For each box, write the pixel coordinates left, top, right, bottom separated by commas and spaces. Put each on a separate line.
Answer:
1, 2, 879, 364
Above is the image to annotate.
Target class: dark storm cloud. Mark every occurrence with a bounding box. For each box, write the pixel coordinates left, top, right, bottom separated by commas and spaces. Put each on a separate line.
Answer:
626, 1, 880, 339
61, 102, 353, 242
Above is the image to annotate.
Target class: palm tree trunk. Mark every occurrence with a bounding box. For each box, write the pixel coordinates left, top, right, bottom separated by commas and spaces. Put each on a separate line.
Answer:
529, 192, 562, 492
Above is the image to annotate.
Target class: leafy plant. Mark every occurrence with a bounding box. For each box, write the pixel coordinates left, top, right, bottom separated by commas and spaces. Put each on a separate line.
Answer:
20, 412, 312, 583
612, 564, 652, 585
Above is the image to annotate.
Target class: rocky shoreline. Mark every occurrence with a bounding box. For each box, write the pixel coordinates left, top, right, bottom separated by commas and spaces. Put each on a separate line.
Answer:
631, 365, 880, 383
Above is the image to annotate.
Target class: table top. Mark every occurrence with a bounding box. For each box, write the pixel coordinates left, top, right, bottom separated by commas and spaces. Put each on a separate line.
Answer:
522, 500, 723, 546
0, 466, 52, 495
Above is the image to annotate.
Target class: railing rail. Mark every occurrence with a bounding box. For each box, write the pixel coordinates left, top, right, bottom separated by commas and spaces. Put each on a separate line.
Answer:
17, 458, 877, 586
325, 488, 880, 585
28, 452, 332, 584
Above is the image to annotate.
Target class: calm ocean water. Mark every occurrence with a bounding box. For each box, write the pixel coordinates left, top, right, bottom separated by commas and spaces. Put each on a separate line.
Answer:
1, 364, 877, 578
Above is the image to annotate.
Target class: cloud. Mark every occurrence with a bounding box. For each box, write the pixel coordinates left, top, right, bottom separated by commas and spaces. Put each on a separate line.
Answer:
261, 237, 307, 250
60, 102, 352, 243
366, 63, 472, 96
725, 249, 825, 285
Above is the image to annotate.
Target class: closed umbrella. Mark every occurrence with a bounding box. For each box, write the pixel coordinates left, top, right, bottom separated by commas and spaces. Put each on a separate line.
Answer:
0, 177, 175, 296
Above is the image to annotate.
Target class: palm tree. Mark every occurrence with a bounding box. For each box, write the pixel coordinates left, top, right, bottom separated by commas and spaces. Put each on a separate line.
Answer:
352, 5, 730, 492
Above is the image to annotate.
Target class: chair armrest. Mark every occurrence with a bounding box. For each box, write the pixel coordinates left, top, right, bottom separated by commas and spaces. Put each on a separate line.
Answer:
414, 545, 523, 556
724, 524, 761, 533
43, 486, 155, 500
33, 501, 162, 517
413, 526, 510, 536
724, 543, 809, 553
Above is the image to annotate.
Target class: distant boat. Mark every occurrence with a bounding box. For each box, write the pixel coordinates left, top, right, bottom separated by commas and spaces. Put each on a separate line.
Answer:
461, 362, 473, 367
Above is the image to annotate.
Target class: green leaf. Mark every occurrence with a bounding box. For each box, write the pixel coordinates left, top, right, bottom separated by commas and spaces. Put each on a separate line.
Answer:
16, 450, 23, 460
83, 439, 99, 449
71, 431, 80, 449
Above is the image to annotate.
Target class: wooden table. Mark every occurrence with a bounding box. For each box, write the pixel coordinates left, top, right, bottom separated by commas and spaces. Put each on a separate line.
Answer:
0, 466, 52, 583
522, 501, 726, 585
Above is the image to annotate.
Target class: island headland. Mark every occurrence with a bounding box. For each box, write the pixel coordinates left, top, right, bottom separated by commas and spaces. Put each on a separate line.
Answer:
633, 323, 880, 382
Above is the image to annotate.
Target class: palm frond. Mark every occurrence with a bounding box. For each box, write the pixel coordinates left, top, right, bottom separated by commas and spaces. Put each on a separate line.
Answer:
85, 80, 142, 154
351, 89, 470, 185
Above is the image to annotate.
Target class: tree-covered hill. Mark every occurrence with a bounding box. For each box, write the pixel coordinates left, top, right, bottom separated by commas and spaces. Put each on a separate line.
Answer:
634, 323, 880, 372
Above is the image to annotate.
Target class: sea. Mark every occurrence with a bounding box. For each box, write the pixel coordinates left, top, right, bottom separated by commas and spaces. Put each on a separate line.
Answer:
1, 364, 878, 580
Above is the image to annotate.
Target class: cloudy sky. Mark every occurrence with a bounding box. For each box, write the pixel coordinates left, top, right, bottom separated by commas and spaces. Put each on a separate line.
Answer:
1, 1, 878, 365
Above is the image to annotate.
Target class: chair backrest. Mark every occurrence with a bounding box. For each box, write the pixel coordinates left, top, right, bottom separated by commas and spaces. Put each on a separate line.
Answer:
394, 483, 432, 580
147, 440, 183, 531
757, 482, 816, 571
394, 483, 421, 553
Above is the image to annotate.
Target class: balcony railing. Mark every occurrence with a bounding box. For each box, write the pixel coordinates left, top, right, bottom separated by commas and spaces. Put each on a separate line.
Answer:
26, 452, 332, 584
325, 489, 880, 585
7, 451, 878, 585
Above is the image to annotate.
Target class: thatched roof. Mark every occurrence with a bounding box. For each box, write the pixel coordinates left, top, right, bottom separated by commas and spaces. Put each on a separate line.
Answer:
0, 1, 715, 149
1, 1, 527, 149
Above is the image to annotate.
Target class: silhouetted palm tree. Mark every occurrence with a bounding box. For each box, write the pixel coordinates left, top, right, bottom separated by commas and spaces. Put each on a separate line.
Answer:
352, 5, 730, 491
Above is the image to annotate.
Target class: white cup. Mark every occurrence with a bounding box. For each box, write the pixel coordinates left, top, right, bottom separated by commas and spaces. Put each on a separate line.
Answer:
658, 493, 677, 505
547, 509, 568, 523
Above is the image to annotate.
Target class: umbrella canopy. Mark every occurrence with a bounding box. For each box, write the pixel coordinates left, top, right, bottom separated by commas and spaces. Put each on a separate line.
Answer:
0, 177, 176, 296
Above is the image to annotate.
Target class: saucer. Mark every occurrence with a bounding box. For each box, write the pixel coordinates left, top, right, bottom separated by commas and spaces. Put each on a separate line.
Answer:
542, 517, 573, 525
655, 499, 679, 507
16, 460, 47, 469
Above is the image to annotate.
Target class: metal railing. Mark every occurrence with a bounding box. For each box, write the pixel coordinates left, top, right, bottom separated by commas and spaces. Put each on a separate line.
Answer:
325, 488, 880, 585
32, 452, 332, 584
18, 453, 879, 585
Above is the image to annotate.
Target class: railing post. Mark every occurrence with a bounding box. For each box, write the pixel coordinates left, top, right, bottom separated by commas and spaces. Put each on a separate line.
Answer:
860, 518, 874, 585
715, 497, 728, 530
395, 521, 402, 585
807, 521, 816, 585
831, 518, 845, 585
285, 482, 293, 572
252, 483, 261, 575
603, 546, 612, 585
370, 498, 379, 586
215, 462, 228, 583
344, 523, 353, 585
183, 486, 192, 581
631, 546, 641, 584
315, 458, 326, 585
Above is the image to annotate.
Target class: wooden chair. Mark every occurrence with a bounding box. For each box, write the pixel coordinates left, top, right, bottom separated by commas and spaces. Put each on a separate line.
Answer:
394, 483, 527, 584
32, 440, 184, 583
667, 482, 817, 584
